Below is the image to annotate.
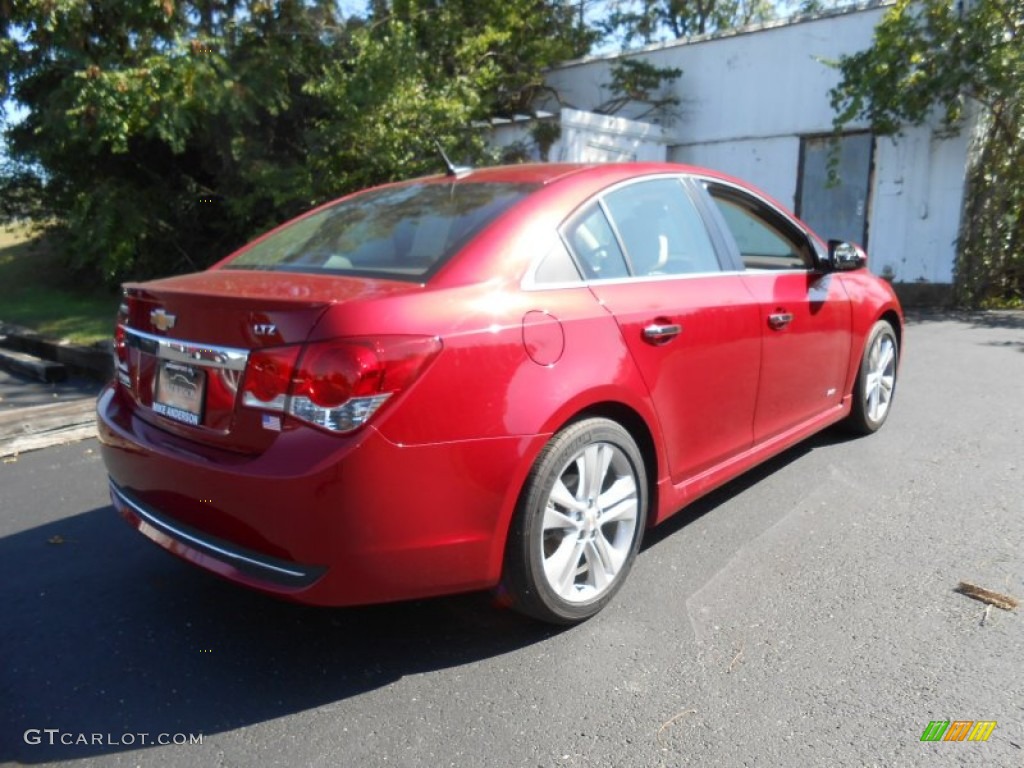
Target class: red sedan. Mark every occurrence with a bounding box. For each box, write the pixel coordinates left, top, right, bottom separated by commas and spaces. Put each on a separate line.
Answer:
97, 162, 902, 624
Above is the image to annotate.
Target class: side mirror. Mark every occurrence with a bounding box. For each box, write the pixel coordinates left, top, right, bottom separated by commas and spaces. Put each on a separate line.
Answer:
828, 240, 867, 271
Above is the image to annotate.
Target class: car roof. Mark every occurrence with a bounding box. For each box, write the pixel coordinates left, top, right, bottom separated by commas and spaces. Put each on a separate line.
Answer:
414, 162, 737, 188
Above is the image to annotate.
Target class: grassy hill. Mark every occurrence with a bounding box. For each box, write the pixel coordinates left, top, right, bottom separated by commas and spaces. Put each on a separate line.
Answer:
0, 225, 119, 345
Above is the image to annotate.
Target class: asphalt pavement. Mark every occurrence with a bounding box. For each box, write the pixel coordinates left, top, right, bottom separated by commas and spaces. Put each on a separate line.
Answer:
1, 311, 1022, 767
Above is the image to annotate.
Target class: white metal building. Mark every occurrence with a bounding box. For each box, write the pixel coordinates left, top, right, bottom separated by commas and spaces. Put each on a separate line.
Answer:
521, 1, 972, 299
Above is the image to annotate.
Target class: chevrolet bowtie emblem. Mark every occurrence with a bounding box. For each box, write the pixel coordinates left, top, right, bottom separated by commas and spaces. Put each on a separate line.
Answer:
150, 308, 177, 332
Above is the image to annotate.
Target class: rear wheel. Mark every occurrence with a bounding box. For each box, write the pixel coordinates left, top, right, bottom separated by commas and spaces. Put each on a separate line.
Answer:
502, 418, 647, 624
846, 319, 899, 434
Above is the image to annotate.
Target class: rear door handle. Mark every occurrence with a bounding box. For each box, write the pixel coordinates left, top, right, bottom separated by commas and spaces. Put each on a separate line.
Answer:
768, 312, 794, 330
643, 323, 682, 344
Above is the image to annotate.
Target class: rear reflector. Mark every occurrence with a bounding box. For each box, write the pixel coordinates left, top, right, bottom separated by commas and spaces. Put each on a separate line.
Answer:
114, 301, 130, 386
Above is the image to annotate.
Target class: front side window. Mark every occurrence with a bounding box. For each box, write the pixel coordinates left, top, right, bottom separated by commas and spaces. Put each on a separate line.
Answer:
225, 182, 537, 280
708, 186, 814, 271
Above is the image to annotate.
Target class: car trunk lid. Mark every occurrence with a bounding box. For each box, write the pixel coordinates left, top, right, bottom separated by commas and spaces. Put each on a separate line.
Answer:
115, 269, 420, 452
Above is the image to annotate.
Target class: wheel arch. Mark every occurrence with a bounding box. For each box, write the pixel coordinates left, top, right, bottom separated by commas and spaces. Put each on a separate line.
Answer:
494, 399, 661, 594
879, 308, 903, 355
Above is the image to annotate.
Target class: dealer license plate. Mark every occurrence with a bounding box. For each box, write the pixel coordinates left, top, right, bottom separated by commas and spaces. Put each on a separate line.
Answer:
153, 361, 206, 426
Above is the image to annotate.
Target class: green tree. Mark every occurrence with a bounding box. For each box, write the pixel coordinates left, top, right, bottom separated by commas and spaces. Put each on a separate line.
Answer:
373, 0, 596, 114
830, 0, 1024, 306
303, 18, 488, 194
1, 0, 592, 286
599, 0, 775, 47
1, 0, 352, 282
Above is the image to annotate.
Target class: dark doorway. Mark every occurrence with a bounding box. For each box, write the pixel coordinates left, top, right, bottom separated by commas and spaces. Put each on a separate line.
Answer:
797, 132, 874, 247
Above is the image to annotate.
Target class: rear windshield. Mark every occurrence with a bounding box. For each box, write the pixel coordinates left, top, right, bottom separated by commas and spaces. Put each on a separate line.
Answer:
223, 181, 537, 280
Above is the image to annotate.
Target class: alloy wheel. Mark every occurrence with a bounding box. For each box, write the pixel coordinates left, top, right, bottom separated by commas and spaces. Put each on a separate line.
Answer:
864, 331, 897, 423
540, 441, 640, 603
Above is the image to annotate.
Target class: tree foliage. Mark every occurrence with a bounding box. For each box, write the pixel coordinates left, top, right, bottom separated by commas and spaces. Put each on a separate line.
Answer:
599, 0, 775, 47
0, 0, 591, 286
830, 0, 1024, 306
594, 59, 683, 121
376, 0, 596, 115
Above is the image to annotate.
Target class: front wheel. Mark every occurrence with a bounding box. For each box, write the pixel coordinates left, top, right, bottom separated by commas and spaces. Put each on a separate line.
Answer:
846, 319, 899, 434
502, 418, 648, 624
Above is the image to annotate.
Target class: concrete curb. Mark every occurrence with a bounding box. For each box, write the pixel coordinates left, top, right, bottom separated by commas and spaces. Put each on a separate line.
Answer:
0, 321, 113, 382
0, 321, 108, 456
0, 347, 68, 383
0, 397, 98, 458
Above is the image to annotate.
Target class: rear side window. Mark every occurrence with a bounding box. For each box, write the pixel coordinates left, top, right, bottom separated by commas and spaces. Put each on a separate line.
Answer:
533, 238, 583, 284
225, 182, 537, 280
564, 204, 631, 280
603, 178, 722, 276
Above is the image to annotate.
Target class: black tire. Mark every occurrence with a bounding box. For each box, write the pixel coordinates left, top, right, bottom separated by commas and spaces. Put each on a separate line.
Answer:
502, 418, 648, 624
846, 319, 899, 434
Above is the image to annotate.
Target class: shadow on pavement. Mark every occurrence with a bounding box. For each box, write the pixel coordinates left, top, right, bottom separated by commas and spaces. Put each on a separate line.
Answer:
1, 425, 863, 764
905, 308, 1024, 330
904, 309, 1024, 353
640, 426, 853, 551
0, 503, 558, 764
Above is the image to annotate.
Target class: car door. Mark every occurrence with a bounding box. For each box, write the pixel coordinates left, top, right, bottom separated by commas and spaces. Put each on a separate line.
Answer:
700, 180, 852, 443
562, 177, 763, 484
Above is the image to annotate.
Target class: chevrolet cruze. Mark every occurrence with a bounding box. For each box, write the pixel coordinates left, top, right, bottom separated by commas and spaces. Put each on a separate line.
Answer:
97, 162, 902, 624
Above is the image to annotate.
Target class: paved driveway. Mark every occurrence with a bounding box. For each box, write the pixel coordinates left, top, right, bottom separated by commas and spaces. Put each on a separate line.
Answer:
1, 312, 1022, 767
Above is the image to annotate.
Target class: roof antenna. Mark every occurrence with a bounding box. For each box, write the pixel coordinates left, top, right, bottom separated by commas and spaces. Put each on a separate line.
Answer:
434, 140, 472, 179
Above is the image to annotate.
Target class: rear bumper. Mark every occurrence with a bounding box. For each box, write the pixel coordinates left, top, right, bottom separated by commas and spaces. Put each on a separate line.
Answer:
97, 384, 544, 606
110, 480, 326, 590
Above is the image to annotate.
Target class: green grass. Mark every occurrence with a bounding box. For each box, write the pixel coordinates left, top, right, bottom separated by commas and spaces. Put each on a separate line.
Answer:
0, 225, 120, 345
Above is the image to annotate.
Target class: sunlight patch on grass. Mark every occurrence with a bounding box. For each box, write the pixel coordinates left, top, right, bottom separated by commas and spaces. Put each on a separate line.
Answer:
0, 225, 119, 345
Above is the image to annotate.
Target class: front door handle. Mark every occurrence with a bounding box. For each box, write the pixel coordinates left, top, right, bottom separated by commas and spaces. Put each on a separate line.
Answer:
768, 312, 794, 330
643, 323, 682, 344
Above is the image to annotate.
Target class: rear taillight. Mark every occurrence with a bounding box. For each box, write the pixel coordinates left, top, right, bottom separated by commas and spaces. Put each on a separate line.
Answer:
242, 346, 302, 411
240, 336, 441, 433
